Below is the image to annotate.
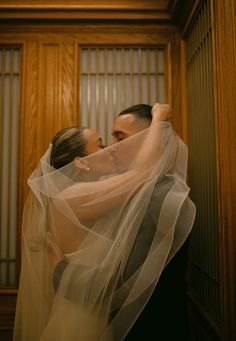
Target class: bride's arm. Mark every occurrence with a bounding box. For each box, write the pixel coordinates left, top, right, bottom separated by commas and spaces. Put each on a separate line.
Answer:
135, 103, 171, 168
55, 169, 141, 220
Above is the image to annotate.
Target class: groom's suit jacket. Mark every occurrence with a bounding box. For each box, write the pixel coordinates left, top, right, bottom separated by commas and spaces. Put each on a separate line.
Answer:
54, 175, 192, 341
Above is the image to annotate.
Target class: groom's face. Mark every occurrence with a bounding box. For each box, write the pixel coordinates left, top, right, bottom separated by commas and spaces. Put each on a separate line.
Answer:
111, 114, 147, 144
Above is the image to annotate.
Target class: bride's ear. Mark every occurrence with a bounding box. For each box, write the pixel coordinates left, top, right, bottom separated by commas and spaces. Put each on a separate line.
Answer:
74, 157, 90, 171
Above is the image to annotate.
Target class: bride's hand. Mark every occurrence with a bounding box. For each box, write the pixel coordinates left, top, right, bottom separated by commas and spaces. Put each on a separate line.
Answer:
151, 103, 172, 123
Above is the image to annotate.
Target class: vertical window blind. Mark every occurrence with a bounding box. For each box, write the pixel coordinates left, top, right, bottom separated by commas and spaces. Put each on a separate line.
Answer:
80, 47, 166, 144
0, 47, 20, 288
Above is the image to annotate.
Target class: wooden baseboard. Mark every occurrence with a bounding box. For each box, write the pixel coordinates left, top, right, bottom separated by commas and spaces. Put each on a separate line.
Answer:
0, 292, 16, 341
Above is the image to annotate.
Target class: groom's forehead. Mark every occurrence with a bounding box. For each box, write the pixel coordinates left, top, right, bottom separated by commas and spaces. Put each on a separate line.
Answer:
112, 114, 148, 139
112, 114, 137, 131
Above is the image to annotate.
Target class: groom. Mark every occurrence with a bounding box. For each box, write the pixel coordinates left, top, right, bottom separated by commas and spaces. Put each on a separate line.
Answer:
111, 104, 190, 340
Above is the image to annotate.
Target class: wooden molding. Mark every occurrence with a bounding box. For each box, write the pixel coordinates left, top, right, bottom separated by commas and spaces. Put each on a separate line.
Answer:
170, 0, 205, 37
0, 0, 168, 10
0, 0, 208, 28
0, 0, 171, 21
0, 292, 16, 341
0, 11, 170, 21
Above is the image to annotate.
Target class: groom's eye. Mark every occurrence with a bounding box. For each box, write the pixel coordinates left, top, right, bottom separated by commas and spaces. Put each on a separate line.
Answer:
113, 132, 123, 140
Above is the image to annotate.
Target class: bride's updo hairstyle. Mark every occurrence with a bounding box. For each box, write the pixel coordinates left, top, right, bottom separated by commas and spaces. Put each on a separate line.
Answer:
50, 127, 88, 169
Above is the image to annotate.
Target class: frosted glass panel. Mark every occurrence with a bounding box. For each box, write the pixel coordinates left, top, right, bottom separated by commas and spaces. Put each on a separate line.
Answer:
0, 47, 20, 288
80, 47, 166, 144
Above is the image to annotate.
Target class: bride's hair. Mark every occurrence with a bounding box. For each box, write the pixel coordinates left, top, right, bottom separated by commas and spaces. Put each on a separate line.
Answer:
50, 127, 88, 169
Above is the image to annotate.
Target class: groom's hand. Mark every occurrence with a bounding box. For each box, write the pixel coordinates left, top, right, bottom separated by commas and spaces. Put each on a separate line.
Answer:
151, 103, 172, 123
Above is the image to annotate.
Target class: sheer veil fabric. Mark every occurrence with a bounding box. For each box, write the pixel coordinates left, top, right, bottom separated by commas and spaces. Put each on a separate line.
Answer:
13, 121, 196, 341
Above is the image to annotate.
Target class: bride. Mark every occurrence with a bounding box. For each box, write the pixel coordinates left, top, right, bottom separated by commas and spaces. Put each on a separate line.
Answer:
13, 103, 195, 340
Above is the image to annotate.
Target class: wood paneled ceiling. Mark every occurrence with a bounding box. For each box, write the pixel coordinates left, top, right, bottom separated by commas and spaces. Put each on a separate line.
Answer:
0, 0, 198, 28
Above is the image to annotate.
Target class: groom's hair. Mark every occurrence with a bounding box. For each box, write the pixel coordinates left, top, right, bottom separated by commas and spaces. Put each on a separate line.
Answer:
118, 104, 152, 126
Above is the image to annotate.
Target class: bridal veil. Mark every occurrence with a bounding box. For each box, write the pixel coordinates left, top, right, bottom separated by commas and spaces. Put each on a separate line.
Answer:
13, 121, 196, 340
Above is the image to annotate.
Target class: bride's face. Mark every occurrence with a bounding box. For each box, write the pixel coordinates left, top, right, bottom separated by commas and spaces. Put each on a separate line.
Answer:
77, 128, 114, 177
82, 128, 105, 155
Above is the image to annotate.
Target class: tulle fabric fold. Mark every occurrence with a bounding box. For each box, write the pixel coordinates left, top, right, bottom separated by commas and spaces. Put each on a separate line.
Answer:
14, 122, 195, 341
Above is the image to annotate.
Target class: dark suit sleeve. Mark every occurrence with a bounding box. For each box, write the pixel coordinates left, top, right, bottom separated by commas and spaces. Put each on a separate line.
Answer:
122, 176, 175, 282
53, 260, 69, 292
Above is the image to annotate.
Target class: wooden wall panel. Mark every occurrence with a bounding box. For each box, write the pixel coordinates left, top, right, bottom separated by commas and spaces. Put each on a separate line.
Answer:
38, 43, 61, 153
170, 34, 188, 140
61, 42, 78, 127
211, 0, 236, 339
19, 39, 78, 204
19, 41, 39, 205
